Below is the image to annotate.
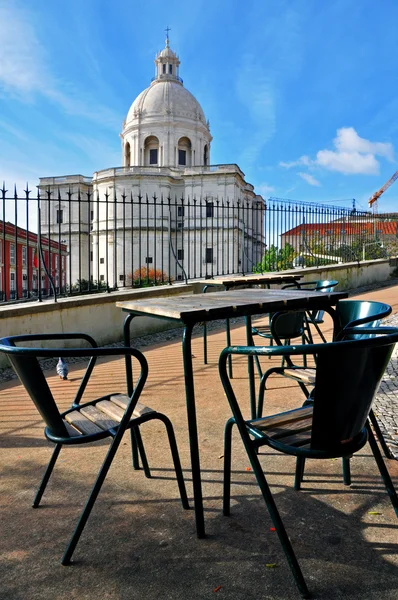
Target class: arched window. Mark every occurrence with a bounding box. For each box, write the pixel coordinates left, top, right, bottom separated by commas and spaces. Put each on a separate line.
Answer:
203, 144, 208, 166
144, 136, 160, 166
169, 64, 173, 74
125, 142, 131, 167
177, 136, 192, 167
162, 64, 166, 74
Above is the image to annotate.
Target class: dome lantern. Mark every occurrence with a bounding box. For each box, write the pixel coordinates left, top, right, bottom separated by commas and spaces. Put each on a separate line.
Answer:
154, 33, 182, 83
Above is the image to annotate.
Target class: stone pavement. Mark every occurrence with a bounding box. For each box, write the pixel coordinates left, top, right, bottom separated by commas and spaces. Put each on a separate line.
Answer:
1, 284, 398, 600
374, 313, 398, 458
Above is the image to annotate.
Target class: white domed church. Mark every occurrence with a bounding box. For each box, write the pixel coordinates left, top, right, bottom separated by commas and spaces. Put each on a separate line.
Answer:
39, 36, 265, 287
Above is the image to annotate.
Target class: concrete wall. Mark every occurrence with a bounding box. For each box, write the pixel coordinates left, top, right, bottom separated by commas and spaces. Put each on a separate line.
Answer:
0, 284, 191, 368
0, 258, 395, 369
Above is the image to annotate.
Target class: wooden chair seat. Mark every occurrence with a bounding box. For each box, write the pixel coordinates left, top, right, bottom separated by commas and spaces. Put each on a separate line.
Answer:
64, 394, 155, 437
282, 368, 316, 385
248, 406, 313, 449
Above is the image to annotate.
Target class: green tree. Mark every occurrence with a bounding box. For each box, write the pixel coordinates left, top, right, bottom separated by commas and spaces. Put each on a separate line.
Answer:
253, 243, 296, 272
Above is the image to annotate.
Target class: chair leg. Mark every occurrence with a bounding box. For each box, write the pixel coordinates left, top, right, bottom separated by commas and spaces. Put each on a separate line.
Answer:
62, 437, 123, 565
156, 414, 189, 510
223, 418, 235, 516
369, 409, 393, 459
248, 446, 310, 598
342, 457, 351, 486
33, 443, 62, 508
133, 426, 151, 478
366, 422, 398, 518
226, 318, 233, 379
203, 323, 208, 365
130, 429, 140, 470
294, 457, 306, 491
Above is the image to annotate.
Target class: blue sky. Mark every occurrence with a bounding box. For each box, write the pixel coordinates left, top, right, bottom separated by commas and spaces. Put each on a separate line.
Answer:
1, 0, 398, 212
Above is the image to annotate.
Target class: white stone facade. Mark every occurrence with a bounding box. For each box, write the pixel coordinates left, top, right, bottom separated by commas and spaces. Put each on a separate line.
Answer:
39, 38, 265, 287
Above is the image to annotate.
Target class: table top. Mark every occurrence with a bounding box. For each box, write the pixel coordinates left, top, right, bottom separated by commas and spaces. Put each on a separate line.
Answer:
117, 288, 348, 324
201, 273, 302, 288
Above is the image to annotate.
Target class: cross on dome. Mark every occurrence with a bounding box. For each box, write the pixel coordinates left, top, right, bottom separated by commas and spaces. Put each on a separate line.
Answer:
165, 25, 171, 46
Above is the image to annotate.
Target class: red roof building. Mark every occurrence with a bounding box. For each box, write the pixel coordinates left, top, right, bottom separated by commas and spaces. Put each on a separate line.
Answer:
0, 221, 67, 301
281, 221, 398, 252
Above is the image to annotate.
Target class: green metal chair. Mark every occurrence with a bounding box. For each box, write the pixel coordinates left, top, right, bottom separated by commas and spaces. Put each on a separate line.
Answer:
257, 300, 393, 485
281, 279, 339, 343
0, 333, 189, 565
219, 328, 398, 599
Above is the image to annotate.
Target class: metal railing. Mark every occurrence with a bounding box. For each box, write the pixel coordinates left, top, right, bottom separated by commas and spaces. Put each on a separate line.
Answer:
0, 184, 396, 303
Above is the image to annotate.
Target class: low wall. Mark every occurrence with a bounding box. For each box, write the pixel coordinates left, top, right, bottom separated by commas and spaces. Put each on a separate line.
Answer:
0, 258, 395, 369
0, 284, 192, 369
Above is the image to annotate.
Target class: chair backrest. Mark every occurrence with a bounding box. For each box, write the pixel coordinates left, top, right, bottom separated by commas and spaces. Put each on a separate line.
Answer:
2, 342, 70, 438
335, 300, 392, 339
311, 330, 397, 449
314, 279, 338, 292
270, 311, 305, 342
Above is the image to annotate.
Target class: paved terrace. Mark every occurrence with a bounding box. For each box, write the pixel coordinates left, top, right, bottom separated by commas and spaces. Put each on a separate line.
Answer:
0, 285, 398, 600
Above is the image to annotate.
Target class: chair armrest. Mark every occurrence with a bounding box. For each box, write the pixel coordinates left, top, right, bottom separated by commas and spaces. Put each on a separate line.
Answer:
2, 333, 98, 348
219, 326, 398, 363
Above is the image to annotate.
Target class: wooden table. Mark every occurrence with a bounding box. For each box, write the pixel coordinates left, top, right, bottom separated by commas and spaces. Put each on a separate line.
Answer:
117, 288, 347, 540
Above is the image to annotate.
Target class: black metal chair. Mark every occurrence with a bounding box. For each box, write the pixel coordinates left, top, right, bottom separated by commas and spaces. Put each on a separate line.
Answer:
219, 328, 398, 599
0, 333, 189, 565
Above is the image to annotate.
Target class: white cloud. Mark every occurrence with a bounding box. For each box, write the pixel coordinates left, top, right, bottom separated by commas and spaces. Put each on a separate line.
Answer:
298, 172, 321, 186
333, 127, 394, 161
236, 54, 276, 165
280, 127, 395, 176
279, 155, 311, 168
256, 183, 275, 195
0, 5, 45, 93
315, 149, 379, 175
0, 4, 119, 129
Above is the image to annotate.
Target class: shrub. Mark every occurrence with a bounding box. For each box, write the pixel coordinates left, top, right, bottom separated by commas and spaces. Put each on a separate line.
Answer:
128, 267, 171, 287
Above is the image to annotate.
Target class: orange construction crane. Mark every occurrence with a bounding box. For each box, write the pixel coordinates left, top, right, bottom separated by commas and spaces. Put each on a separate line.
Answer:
368, 169, 398, 208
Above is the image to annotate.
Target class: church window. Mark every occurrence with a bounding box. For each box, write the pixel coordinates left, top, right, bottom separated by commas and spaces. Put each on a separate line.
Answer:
177, 137, 191, 167
162, 64, 166, 74
119, 274, 125, 281
169, 64, 173, 74
149, 148, 158, 164
206, 202, 214, 218
56, 210, 63, 224
125, 142, 131, 167
90, 210, 94, 221
100, 258, 104, 264
178, 150, 186, 165
100, 275, 105, 281
90, 251, 93, 261
205, 248, 213, 263
204, 145, 208, 166
177, 249, 184, 260
178, 206, 185, 217
145, 256, 153, 264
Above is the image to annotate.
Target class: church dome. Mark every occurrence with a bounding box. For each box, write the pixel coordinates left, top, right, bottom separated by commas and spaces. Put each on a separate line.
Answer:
125, 80, 207, 126
121, 35, 212, 169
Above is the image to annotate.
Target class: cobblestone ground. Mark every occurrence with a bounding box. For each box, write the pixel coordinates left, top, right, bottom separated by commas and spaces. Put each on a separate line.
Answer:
374, 313, 398, 459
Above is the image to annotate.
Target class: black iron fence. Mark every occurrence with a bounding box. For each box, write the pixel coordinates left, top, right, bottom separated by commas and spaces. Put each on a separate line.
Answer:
0, 184, 397, 303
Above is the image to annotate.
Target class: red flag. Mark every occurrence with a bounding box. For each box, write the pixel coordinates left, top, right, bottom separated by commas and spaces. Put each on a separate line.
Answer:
33, 249, 38, 268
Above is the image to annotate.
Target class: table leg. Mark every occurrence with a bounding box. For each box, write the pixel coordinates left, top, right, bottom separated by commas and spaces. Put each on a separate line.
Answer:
245, 316, 257, 420
182, 323, 206, 538
123, 313, 146, 472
